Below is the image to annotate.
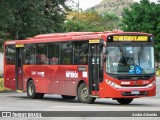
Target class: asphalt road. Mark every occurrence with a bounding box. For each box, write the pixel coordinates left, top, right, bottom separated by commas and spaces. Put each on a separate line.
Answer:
0, 77, 160, 120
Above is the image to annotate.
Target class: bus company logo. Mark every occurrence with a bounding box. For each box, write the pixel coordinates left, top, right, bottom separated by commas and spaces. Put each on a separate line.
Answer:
37, 72, 45, 77
31, 71, 45, 77
134, 81, 138, 85
66, 71, 78, 78
121, 81, 130, 85
31, 71, 36, 75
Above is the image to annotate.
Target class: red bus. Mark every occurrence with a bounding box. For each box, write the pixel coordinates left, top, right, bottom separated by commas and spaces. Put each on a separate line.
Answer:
4, 31, 156, 104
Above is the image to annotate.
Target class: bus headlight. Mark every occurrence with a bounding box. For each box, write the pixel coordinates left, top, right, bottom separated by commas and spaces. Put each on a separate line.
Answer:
106, 80, 121, 89
146, 81, 156, 88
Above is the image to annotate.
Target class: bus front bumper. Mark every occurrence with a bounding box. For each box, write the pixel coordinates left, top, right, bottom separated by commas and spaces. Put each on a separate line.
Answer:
99, 81, 156, 98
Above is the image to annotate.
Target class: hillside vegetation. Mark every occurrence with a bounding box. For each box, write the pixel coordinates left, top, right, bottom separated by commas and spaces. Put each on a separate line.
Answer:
91, 0, 134, 16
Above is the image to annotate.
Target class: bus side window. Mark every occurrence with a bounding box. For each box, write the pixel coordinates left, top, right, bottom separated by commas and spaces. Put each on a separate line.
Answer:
23, 44, 36, 64
77, 50, 87, 64
73, 41, 88, 65
50, 57, 58, 64
6, 45, 15, 65
37, 54, 45, 64
36, 44, 48, 65
48, 43, 59, 65
60, 42, 72, 65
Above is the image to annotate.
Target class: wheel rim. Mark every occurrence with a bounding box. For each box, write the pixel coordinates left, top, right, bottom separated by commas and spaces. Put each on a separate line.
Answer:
28, 83, 34, 96
81, 87, 89, 100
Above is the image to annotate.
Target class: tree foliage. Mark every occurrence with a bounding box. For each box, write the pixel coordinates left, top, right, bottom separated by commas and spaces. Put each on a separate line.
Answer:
121, 0, 160, 61
63, 10, 119, 32
101, 12, 119, 30
0, 0, 69, 50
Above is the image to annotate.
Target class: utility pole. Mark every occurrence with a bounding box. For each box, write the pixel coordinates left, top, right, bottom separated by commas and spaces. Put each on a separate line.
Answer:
77, 0, 80, 18
77, 0, 79, 13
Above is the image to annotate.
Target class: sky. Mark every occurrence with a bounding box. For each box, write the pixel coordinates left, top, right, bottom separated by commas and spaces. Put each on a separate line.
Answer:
72, 0, 158, 10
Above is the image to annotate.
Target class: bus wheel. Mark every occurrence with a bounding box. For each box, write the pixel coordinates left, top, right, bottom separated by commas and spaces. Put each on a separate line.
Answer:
27, 80, 38, 99
61, 95, 76, 99
116, 98, 133, 104
77, 83, 96, 104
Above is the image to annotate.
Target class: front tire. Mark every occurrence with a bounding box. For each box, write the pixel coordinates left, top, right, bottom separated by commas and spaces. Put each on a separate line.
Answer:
77, 83, 96, 104
61, 95, 76, 99
27, 80, 44, 99
116, 98, 133, 104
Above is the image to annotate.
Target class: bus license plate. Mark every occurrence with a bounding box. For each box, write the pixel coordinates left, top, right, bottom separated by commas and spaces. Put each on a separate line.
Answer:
131, 90, 140, 94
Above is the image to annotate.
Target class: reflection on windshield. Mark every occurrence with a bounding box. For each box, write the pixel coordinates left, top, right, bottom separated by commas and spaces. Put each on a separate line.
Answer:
106, 45, 154, 74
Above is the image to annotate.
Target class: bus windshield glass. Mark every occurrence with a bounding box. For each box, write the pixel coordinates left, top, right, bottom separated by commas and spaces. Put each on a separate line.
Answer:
105, 45, 154, 74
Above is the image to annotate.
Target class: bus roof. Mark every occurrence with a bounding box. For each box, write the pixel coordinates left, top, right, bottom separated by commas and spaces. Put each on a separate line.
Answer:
4, 31, 153, 45
33, 32, 103, 39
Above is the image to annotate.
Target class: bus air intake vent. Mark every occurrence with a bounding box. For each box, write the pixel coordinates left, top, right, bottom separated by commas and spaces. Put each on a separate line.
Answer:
116, 75, 152, 80
122, 92, 148, 96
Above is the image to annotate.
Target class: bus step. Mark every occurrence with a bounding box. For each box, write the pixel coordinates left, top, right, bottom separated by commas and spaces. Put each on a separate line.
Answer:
16, 90, 23, 93
89, 95, 99, 98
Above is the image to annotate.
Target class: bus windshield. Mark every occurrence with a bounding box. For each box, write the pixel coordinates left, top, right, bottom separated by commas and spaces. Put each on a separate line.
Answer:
105, 45, 154, 74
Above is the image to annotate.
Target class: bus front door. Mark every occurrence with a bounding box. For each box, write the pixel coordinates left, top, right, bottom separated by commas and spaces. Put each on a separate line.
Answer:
88, 43, 101, 96
15, 46, 24, 90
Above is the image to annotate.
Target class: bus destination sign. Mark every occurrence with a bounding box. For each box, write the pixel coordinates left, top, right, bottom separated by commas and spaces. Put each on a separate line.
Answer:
112, 36, 148, 42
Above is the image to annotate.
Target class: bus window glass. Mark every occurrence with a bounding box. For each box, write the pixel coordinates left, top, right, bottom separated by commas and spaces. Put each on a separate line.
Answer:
48, 43, 59, 65
23, 44, 36, 64
36, 43, 48, 64
106, 45, 154, 74
6, 45, 15, 65
73, 41, 88, 65
60, 42, 72, 64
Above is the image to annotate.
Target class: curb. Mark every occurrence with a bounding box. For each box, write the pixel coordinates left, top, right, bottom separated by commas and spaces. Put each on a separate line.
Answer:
156, 70, 160, 76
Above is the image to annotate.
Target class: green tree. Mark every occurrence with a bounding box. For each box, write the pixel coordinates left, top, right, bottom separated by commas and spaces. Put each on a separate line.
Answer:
63, 10, 120, 32
63, 10, 102, 32
0, 0, 69, 50
100, 12, 120, 30
121, 0, 160, 61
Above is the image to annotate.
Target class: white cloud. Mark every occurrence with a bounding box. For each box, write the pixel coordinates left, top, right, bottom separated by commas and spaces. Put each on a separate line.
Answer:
73, 0, 102, 10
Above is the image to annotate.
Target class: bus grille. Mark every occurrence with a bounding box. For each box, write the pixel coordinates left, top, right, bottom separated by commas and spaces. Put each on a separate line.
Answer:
117, 75, 152, 80
107, 73, 155, 80
122, 92, 148, 96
